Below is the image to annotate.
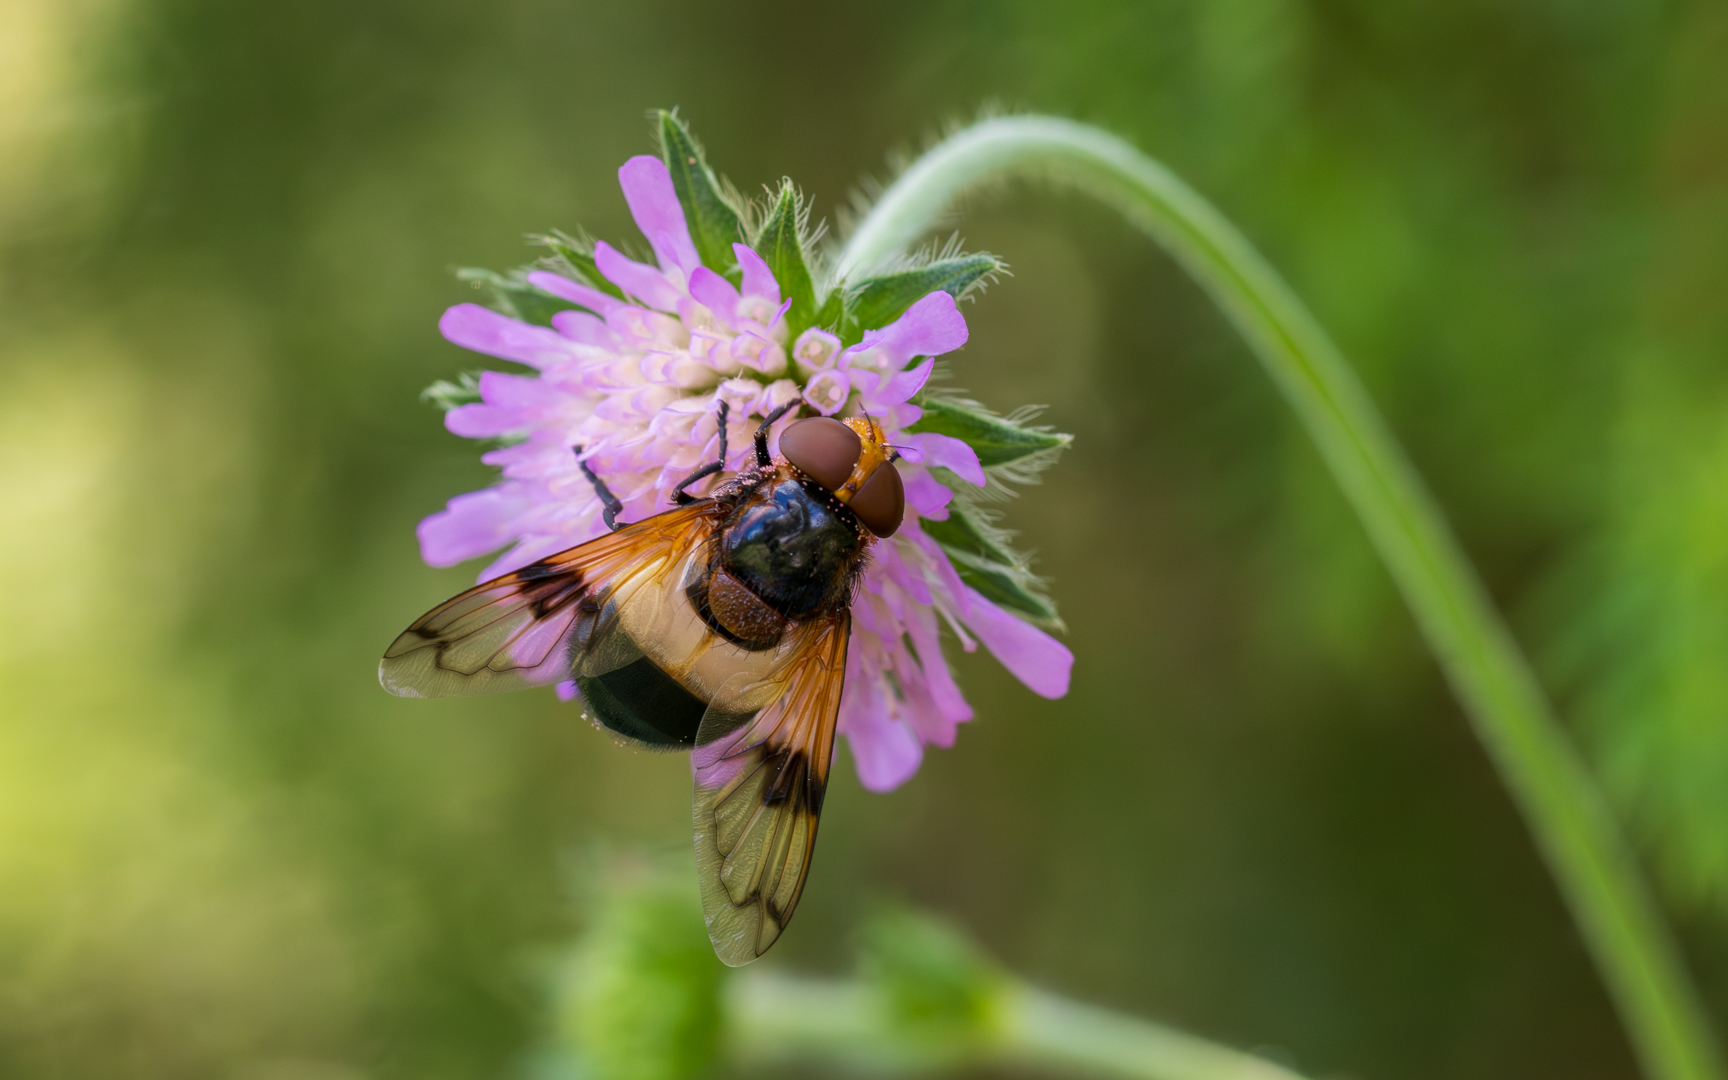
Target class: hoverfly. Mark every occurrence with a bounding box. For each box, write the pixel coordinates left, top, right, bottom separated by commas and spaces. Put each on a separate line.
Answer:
380, 400, 905, 964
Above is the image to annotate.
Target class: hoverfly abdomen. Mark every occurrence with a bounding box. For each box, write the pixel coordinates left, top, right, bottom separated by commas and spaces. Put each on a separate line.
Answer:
574, 658, 710, 748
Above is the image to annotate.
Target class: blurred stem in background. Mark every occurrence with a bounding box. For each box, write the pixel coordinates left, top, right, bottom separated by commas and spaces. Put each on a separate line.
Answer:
730, 970, 1308, 1080
834, 116, 1723, 1080
552, 854, 1309, 1080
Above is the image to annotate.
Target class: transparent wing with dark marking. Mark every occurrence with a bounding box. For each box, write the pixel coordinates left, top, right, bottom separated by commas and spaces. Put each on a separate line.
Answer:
379, 503, 721, 698
691, 612, 849, 966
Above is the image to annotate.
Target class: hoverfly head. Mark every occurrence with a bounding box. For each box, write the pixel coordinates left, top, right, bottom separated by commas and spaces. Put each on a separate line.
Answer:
777, 415, 905, 538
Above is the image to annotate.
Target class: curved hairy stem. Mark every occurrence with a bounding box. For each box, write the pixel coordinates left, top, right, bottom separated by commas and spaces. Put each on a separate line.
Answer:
838, 115, 1723, 1080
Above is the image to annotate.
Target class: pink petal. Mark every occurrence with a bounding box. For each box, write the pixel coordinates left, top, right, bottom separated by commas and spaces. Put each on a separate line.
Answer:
871, 358, 935, 408
551, 309, 618, 346
618, 155, 701, 277
445, 403, 519, 439
906, 607, 973, 724
593, 242, 683, 312
734, 243, 781, 304
902, 470, 954, 518
908, 529, 971, 613
687, 266, 741, 321
417, 487, 530, 566
480, 369, 558, 408
850, 290, 968, 368
526, 271, 627, 318
555, 680, 581, 702
961, 587, 1072, 699
480, 533, 572, 583
439, 305, 577, 370
838, 655, 925, 792
899, 670, 963, 748
911, 432, 985, 487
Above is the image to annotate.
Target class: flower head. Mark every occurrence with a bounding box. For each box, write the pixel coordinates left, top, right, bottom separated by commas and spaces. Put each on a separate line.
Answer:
419, 112, 1073, 791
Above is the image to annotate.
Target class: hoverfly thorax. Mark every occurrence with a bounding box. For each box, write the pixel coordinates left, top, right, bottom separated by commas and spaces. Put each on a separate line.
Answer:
695, 416, 906, 651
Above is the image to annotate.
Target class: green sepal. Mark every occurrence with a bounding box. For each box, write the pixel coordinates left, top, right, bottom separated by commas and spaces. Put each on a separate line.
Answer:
535, 231, 626, 302
658, 111, 744, 280
421, 371, 482, 411
944, 548, 1061, 625
753, 183, 817, 338
920, 504, 1061, 626
919, 501, 1019, 566
908, 397, 1072, 468
815, 288, 844, 331
842, 254, 1002, 344
455, 267, 571, 327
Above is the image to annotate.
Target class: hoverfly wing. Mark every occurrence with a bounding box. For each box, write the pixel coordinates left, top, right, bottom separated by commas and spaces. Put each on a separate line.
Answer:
692, 611, 849, 966
380, 503, 721, 699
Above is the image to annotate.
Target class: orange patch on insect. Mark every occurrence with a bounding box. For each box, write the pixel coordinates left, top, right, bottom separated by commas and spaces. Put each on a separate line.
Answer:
706, 566, 788, 646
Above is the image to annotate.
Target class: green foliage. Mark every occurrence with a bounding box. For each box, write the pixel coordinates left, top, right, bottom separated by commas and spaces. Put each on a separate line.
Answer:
751, 183, 818, 339
843, 254, 1003, 343
455, 266, 571, 327
536, 230, 628, 302
11, 0, 1728, 1077
908, 396, 1071, 468
907, 395, 1070, 624
421, 371, 482, 411
658, 111, 744, 279
815, 288, 844, 332
921, 503, 1061, 626
858, 907, 1008, 1053
553, 857, 724, 1080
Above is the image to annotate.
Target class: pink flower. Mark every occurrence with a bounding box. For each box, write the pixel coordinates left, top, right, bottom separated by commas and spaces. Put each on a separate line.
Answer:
420, 151, 1071, 791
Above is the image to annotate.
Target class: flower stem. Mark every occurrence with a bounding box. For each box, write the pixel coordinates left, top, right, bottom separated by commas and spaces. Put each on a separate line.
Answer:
838, 116, 1724, 1080
727, 971, 1313, 1080
1004, 987, 1310, 1080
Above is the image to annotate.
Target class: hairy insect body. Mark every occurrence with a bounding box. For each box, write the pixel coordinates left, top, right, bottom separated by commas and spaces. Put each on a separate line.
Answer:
584, 464, 868, 748
719, 472, 867, 619
382, 412, 904, 965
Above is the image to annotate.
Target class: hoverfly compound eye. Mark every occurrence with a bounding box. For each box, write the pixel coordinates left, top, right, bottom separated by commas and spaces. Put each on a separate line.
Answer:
848, 460, 904, 537
778, 416, 904, 537
779, 417, 860, 493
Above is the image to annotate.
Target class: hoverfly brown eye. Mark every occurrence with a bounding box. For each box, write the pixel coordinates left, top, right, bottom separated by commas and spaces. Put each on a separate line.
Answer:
848, 460, 904, 537
779, 417, 860, 492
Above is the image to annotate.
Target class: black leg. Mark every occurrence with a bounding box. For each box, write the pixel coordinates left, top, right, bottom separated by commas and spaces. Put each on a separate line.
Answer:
672, 400, 731, 504
753, 399, 801, 467
575, 445, 626, 531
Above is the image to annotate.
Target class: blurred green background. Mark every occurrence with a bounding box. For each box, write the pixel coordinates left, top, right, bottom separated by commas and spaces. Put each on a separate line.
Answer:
4, 0, 1728, 1078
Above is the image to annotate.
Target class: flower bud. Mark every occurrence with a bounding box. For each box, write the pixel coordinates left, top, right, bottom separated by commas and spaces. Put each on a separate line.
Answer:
802, 369, 851, 415
859, 907, 1010, 1059
792, 327, 841, 379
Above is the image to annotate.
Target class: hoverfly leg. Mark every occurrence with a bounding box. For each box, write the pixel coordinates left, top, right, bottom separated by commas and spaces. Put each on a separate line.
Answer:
752, 399, 801, 467
575, 445, 627, 531
673, 400, 731, 505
